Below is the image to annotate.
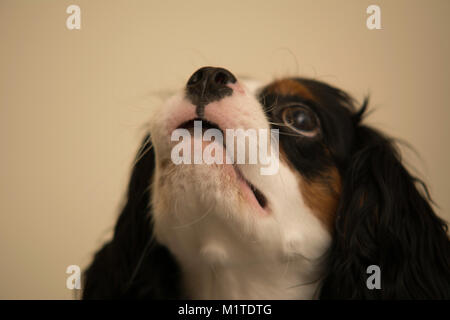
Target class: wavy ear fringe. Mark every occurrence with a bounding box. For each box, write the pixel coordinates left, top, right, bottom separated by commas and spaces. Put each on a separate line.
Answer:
352, 96, 369, 124
320, 121, 450, 299
83, 135, 180, 299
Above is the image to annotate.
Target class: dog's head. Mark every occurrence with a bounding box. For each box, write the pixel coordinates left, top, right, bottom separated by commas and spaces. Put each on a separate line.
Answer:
83, 67, 450, 300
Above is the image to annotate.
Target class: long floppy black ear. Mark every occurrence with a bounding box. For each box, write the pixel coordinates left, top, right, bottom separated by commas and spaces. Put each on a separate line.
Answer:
320, 118, 450, 299
83, 134, 180, 299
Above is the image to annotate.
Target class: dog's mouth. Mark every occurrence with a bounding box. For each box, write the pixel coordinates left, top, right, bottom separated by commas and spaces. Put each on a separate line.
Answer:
175, 118, 268, 211
178, 118, 223, 133
235, 167, 268, 210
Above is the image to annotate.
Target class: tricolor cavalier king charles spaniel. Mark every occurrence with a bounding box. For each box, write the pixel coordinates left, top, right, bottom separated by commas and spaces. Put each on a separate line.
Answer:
83, 67, 450, 299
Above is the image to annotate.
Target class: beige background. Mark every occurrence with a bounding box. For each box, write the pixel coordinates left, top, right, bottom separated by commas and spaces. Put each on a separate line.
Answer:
0, 0, 449, 299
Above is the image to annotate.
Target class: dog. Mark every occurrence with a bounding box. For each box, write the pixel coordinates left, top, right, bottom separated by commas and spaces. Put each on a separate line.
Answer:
83, 67, 450, 299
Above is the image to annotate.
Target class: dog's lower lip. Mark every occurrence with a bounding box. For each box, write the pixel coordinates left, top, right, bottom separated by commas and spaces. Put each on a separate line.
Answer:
235, 166, 268, 210
248, 181, 268, 209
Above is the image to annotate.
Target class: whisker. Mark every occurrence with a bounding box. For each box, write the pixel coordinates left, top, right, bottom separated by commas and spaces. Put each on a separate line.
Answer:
268, 121, 290, 128
277, 131, 304, 137
262, 94, 280, 114
124, 237, 155, 293
172, 202, 215, 229
264, 103, 278, 114
132, 141, 153, 167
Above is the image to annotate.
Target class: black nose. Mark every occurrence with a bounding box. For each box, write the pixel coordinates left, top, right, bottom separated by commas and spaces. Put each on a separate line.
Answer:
186, 67, 237, 113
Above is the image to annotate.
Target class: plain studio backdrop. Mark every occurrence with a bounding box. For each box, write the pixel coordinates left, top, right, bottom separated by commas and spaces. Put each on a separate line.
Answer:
0, 0, 449, 299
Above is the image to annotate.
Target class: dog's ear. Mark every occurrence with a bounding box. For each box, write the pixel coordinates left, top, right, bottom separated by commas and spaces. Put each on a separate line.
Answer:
83, 134, 180, 299
320, 119, 450, 299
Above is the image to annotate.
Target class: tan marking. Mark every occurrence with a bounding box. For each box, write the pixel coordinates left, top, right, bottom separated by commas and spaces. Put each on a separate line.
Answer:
279, 148, 341, 231
300, 167, 341, 232
265, 79, 315, 100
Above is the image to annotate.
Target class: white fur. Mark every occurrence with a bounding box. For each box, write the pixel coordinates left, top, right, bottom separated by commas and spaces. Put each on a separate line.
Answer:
147, 80, 331, 299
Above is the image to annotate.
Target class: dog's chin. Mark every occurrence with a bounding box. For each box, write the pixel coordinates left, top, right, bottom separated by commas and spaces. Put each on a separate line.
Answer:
152, 159, 291, 270
154, 160, 266, 224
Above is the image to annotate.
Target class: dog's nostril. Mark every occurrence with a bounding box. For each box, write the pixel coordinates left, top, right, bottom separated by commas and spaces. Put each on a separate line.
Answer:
186, 67, 237, 91
213, 71, 229, 85
186, 67, 237, 115
187, 69, 203, 86
213, 68, 236, 85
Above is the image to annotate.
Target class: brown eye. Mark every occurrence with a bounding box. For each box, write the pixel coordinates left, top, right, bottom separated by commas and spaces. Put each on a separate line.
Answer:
281, 105, 320, 137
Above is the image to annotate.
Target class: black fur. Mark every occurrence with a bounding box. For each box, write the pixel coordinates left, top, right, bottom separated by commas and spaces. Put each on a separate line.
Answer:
319, 121, 450, 299
83, 135, 181, 299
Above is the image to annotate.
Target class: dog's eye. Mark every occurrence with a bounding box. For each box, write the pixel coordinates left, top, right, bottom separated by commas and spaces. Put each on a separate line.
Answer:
282, 105, 320, 137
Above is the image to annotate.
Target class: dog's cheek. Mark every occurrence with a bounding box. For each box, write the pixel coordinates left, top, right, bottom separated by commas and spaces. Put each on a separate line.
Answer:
299, 167, 341, 232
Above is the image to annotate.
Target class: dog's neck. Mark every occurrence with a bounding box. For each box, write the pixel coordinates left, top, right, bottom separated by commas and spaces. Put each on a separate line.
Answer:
181, 258, 322, 300
154, 206, 324, 300
152, 164, 329, 300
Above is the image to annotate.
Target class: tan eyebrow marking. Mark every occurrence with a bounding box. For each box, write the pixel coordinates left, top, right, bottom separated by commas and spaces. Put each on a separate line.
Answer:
264, 79, 315, 100
299, 167, 341, 232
